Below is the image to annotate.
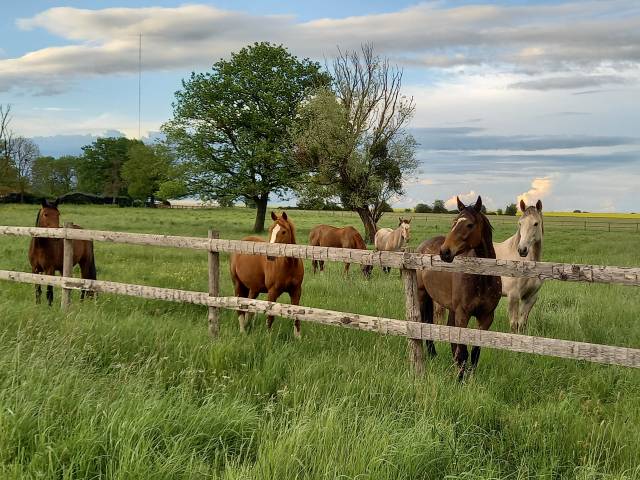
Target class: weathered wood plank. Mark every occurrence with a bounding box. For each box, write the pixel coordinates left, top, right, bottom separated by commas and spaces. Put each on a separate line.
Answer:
208, 229, 220, 338
1, 269, 638, 369
0, 226, 639, 286
402, 267, 424, 375
61, 222, 73, 310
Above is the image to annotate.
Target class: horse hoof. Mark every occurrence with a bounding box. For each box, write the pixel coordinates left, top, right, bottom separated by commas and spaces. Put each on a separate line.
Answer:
294, 330, 302, 340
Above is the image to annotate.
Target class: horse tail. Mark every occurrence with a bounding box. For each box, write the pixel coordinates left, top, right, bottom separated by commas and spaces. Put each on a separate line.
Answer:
420, 285, 434, 325
86, 243, 97, 280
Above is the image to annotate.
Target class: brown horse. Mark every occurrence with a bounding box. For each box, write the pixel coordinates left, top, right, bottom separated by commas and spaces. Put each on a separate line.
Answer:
416, 196, 501, 381
29, 199, 97, 305
308, 225, 372, 277
230, 211, 305, 337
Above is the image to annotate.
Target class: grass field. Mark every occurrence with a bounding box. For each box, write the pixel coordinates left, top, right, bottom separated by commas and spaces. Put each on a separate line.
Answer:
0, 204, 639, 479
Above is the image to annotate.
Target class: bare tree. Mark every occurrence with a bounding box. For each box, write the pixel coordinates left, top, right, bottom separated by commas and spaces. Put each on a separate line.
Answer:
295, 44, 417, 242
0, 105, 18, 195
12, 136, 40, 202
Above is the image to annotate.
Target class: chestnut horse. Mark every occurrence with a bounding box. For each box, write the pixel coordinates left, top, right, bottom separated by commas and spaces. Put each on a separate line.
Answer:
29, 199, 97, 305
230, 211, 305, 337
308, 225, 372, 277
374, 217, 412, 273
416, 196, 501, 381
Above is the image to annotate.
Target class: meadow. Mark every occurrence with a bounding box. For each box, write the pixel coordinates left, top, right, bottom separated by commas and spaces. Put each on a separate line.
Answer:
0, 204, 639, 479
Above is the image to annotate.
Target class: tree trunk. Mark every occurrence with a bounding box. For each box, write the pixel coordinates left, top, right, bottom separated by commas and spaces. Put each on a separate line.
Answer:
356, 207, 377, 244
253, 197, 268, 233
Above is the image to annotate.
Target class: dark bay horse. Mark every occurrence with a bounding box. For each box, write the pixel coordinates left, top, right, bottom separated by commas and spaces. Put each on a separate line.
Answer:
308, 225, 372, 277
230, 211, 305, 337
29, 199, 97, 305
416, 196, 501, 381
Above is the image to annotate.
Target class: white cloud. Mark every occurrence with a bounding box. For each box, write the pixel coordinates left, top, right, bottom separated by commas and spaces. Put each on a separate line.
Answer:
517, 176, 554, 205
445, 190, 494, 210
2, 1, 640, 95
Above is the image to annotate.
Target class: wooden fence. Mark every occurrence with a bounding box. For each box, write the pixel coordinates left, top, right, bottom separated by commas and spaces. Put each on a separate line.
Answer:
1, 225, 639, 373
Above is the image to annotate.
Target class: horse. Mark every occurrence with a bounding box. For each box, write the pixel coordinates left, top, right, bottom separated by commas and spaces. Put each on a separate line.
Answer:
308, 225, 372, 277
416, 196, 501, 381
494, 199, 544, 333
374, 217, 412, 273
29, 199, 97, 306
229, 211, 305, 337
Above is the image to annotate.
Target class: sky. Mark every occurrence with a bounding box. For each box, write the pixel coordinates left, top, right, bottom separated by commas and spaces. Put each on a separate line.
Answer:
1, 1, 639, 212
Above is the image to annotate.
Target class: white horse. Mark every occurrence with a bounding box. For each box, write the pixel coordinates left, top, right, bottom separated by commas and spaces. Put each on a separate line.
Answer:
374, 217, 412, 273
494, 199, 544, 333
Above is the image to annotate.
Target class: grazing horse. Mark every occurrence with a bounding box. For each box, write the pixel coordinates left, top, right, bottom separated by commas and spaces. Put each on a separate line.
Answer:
230, 211, 305, 337
308, 225, 372, 277
416, 196, 501, 381
494, 199, 544, 333
374, 217, 412, 273
29, 199, 97, 305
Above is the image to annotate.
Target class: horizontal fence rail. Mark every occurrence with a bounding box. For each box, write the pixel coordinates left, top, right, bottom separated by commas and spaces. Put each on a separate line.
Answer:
1, 226, 639, 286
1, 270, 638, 369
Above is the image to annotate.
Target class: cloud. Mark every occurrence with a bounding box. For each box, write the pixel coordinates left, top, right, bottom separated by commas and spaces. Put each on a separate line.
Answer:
508, 74, 632, 91
3, 1, 640, 94
444, 190, 492, 210
517, 176, 554, 205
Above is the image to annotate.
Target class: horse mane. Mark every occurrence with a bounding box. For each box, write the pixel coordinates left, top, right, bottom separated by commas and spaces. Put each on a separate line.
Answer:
35, 209, 41, 227
287, 218, 297, 244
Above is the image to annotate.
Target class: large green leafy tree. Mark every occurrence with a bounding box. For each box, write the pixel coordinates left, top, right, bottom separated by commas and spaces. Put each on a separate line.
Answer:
78, 137, 142, 203
162, 42, 330, 232
122, 143, 184, 204
295, 45, 417, 243
31, 155, 79, 197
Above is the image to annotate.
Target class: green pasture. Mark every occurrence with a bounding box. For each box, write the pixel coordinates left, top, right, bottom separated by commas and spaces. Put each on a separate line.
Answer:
0, 204, 639, 479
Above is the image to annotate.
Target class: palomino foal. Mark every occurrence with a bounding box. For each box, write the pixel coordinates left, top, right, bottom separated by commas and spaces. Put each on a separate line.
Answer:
230, 212, 305, 337
494, 199, 544, 333
374, 217, 412, 273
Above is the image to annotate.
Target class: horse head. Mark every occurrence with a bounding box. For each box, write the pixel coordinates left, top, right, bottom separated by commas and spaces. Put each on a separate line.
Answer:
517, 199, 543, 257
398, 217, 412, 244
267, 211, 296, 260
37, 199, 60, 228
440, 196, 489, 263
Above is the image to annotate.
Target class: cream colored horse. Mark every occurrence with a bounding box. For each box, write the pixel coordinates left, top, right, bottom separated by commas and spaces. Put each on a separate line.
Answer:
374, 217, 411, 273
494, 199, 544, 333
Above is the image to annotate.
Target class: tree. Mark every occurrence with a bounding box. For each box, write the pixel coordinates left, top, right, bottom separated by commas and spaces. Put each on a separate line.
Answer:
11, 137, 39, 202
432, 199, 447, 213
162, 42, 330, 232
505, 203, 518, 216
414, 203, 432, 213
496, 208, 503, 215
32, 156, 79, 197
78, 137, 141, 203
294, 45, 417, 242
122, 143, 179, 204
0, 104, 17, 195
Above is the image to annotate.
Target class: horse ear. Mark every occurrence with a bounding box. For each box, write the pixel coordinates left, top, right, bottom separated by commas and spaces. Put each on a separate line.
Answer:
281, 211, 288, 221
536, 199, 543, 212
408, 217, 412, 224
474, 196, 483, 212
41, 198, 48, 208
52, 198, 59, 207
271, 211, 277, 221
456, 196, 465, 212
519, 199, 526, 212
398, 217, 403, 225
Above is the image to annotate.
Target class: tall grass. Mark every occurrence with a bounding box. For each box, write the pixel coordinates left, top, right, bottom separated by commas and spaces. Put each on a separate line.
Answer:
0, 204, 639, 479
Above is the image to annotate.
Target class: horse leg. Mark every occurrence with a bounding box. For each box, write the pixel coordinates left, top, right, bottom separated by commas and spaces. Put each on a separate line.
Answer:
234, 282, 249, 333
289, 286, 302, 339
266, 289, 279, 332
312, 260, 318, 274
434, 302, 446, 325
319, 260, 325, 272
32, 265, 42, 304
453, 309, 470, 382
508, 294, 520, 333
79, 256, 97, 300
45, 267, 55, 307
470, 312, 495, 371
344, 262, 350, 275
239, 289, 260, 333
518, 292, 538, 333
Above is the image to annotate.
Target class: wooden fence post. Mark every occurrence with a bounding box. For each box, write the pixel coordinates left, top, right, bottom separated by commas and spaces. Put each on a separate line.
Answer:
208, 229, 220, 338
402, 265, 424, 375
61, 221, 73, 310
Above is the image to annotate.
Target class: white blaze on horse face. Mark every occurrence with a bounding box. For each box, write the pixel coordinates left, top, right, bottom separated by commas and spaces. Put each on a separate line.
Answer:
270, 225, 281, 243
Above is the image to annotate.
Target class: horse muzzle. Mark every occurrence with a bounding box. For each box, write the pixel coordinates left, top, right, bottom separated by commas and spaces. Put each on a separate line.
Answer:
440, 247, 455, 263
518, 247, 529, 257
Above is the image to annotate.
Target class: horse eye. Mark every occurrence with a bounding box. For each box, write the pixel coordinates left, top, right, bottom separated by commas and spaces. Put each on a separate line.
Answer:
467, 223, 474, 229
534, 222, 539, 227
